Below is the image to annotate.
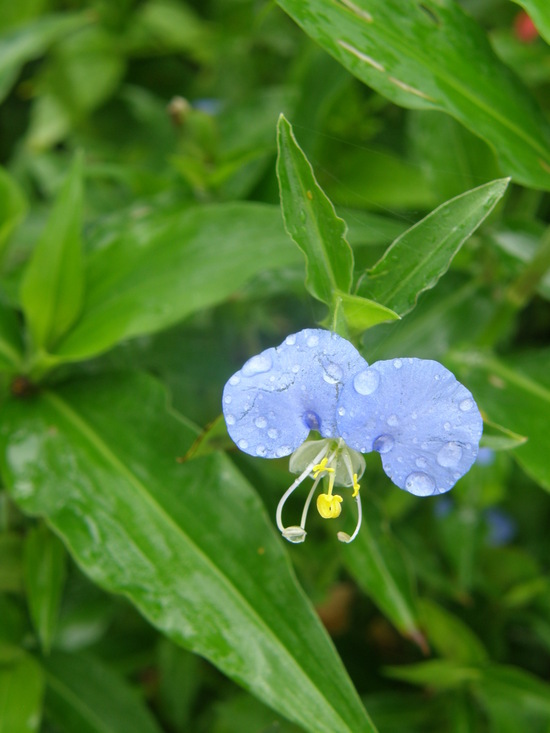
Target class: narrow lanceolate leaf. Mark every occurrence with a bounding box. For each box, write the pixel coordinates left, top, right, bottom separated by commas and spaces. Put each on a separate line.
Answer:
43, 651, 163, 733
418, 599, 488, 665
357, 179, 509, 316
450, 349, 550, 491
511, 1, 550, 44
24, 523, 67, 654
0, 373, 377, 733
0, 650, 44, 733
277, 114, 354, 305
0, 166, 26, 259
53, 203, 298, 363
276, 0, 550, 190
0, 303, 23, 372
341, 500, 422, 645
20, 153, 84, 351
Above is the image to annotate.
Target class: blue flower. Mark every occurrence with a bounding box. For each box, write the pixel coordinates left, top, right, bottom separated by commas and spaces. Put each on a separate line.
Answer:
223, 329, 482, 543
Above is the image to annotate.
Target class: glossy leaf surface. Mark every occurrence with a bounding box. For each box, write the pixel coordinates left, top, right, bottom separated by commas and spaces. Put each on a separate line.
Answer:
276, 0, 550, 189
357, 179, 509, 315
54, 203, 298, 361
0, 373, 376, 733
277, 115, 354, 305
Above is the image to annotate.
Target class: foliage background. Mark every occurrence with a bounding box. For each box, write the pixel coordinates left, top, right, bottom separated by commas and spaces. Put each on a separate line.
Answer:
1, 0, 550, 731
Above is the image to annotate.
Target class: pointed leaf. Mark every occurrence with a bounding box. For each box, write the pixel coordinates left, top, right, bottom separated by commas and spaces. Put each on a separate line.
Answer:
0, 167, 26, 260
511, 1, 550, 44
335, 291, 399, 332
0, 302, 23, 372
357, 179, 509, 315
20, 154, 84, 351
277, 114, 354, 305
0, 373, 377, 733
276, 0, 550, 190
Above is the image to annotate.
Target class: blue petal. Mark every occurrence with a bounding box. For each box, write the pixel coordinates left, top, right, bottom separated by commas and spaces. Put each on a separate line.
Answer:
223, 329, 367, 458
337, 358, 483, 496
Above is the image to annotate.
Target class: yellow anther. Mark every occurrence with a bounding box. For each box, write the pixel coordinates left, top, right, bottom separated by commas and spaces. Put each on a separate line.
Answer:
352, 474, 360, 498
312, 457, 335, 479
316, 493, 343, 519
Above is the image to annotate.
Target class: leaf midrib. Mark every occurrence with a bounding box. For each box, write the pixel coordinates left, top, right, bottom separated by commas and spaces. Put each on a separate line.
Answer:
42, 390, 362, 733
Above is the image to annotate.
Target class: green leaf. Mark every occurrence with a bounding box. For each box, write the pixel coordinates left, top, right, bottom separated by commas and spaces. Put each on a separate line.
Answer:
341, 499, 422, 644
276, 0, 550, 190
0, 650, 44, 733
511, 1, 550, 45
333, 291, 399, 333
418, 599, 488, 665
0, 302, 23, 372
0, 166, 26, 260
53, 203, 298, 363
384, 660, 479, 691
20, 153, 84, 352
276, 114, 354, 305
0, 13, 89, 104
24, 523, 67, 654
0, 373, 377, 733
357, 179, 509, 316
43, 651, 163, 733
480, 418, 527, 452
450, 349, 550, 491
0, 532, 23, 592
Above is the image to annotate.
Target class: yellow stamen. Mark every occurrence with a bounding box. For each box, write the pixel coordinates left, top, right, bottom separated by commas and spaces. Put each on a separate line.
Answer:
312, 456, 335, 479
352, 473, 360, 498
317, 492, 343, 518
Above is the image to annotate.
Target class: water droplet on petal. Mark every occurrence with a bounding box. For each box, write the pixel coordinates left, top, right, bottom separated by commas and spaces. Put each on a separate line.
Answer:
338, 406, 346, 416
242, 353, 272, 376
256, 444, 267, 456
460, 398, 473, 412
292, 364, 300, 373
268, 428, 280, 439
323, 361, 343, 384
307, 334, 319, 347
415, 456, 427, 469
444, 422, 451, 431
387, 414, 399, 427
224, 395, 232, 404
276, 445, 292, 457
393, 359, 402, 369
353, 369, 379, 395
437, 441, 462, 468
229, 375, 240, 386
405, 472, 436, 496
225, 414, 235, 426
255, 416, 267, 428
303, 411, 320, 430
285, 334, 296, 345
238, 439, 249, 450
373, 434, 394, 454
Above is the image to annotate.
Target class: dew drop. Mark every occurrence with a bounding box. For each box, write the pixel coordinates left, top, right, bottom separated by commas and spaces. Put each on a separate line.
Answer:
268, 428, 280, 439
387, 414, 399, 427
405, 472, 436, 496
444, 422, 451, 431
242, 353, 272, 376
353, 369, 379, 395
415, 456, 427, 469
373, 434, 394, 454
393, 359, 402, 369
254, 416, 267, 429
307, 334, 319, 347
460, 398, 473, 412
238, 439, 249, 450
323, 361, 343, 384
303, 411, 320, 430
338, 406, 346, 416
224, 395, 232, 404
229, 375, 240, 386
292, 364, 300, 373
276, 445, 291, 457
285, 334, 296, 346
453, 472, 461, 480
225, 414, 236, 426
256, 444, 267, 457
437, 441, 462, 468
